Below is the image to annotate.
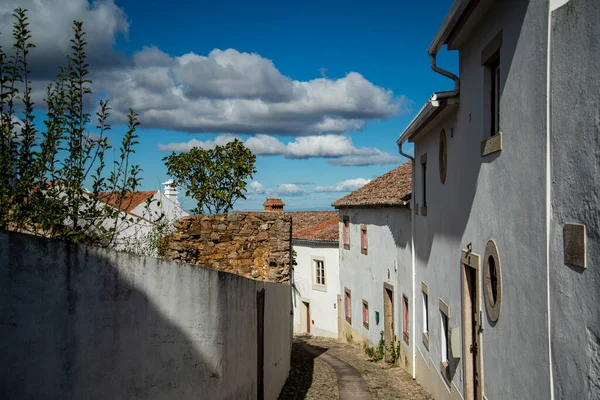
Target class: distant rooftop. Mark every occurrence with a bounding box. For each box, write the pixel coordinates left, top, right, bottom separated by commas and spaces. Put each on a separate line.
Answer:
332, 162, 412, 208
287, 211, 338, 243
263, 198, 285, 207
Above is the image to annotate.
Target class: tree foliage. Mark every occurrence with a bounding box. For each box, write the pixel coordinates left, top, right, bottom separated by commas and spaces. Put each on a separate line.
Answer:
163, 140, 257, 214
0, 8, 142, 247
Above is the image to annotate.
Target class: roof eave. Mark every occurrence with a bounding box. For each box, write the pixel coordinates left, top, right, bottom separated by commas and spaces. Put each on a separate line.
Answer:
292, 238, 338, 247
333, 201, 411, 209
427, 0, 473, 55
397, 94, 458, 144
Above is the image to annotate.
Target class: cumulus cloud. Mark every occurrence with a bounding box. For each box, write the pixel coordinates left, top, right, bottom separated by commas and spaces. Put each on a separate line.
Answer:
249, 181, 266, 194
276, 184, 304, 196
158, 134, 401, 166
314, 178, 371, 192
0, 0, 128, 79
100, 46, 409, 135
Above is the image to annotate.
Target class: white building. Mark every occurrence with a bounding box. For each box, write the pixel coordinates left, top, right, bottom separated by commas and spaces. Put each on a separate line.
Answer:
288, 210, 340, 338
332, 163, 413, 372
395, 1, 599, 399
98, 181, 189, 253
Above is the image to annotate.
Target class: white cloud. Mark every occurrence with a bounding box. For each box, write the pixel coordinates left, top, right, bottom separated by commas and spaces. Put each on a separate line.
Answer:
0, 0, 128, 79
101, 48, 408, 135
314, 178, 371, 192
249, 181, 266, 194
157, 134, 401, 166
276, 184, 304, 196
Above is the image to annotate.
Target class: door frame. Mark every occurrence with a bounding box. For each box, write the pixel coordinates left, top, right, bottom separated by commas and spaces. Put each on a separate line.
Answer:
383, 282, 395, 362
461, 250, 484, 400
300, 298, 311, 334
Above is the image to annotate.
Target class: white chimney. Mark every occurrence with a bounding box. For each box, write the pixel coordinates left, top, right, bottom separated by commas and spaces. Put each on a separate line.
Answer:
162, 179, 179, 205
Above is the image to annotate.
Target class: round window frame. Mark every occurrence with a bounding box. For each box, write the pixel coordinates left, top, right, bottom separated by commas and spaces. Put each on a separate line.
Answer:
483, 239, 502, 325
439, 129, 447, 184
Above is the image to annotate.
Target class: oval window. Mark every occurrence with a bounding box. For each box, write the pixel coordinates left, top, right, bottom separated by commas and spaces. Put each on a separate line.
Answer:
439, 129, 447, 184
483, 240, 502, 324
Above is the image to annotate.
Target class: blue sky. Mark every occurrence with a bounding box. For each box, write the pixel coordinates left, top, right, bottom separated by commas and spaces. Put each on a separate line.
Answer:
2, 0, 457, 211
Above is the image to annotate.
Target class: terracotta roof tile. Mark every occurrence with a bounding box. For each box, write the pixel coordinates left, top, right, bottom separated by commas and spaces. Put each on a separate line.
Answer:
332, 162, 412, 208
287, 211, 338, 242
97, 191, 157, 214
263, 198, 285, 206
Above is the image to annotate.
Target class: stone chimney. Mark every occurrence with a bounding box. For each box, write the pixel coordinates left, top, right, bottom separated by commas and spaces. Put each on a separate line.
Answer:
263, 198, 285, 212
162, 179, 179, 205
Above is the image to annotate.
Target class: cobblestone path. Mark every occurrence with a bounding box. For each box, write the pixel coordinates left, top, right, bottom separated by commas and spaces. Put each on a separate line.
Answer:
279, 336, 432, 400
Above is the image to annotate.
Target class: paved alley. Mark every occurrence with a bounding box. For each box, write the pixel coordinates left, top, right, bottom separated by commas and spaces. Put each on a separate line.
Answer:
278, 336, 432, 400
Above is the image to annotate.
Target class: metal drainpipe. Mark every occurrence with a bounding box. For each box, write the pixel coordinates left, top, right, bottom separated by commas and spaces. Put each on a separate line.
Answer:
398, 142, 416, 379
429, 53, 460, 98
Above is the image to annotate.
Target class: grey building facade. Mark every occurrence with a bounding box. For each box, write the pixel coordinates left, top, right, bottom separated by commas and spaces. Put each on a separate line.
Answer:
397, 0, 599, 399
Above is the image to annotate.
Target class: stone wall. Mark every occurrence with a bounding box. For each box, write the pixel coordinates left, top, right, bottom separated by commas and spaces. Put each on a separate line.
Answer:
165, 211, 292, 283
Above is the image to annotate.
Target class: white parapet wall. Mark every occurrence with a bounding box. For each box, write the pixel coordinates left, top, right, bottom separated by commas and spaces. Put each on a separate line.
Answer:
0, 230, 291, 400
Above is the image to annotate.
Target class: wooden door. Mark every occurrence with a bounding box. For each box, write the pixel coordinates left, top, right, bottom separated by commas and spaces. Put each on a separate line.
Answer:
383, 284, 394, 362
462, 251, 483, 400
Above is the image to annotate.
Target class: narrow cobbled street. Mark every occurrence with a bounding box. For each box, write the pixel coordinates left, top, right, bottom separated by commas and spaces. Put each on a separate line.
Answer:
279, 336, 432, 400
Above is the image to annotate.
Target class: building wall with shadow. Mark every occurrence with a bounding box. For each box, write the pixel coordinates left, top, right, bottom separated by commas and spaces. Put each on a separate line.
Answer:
0, 230, 291, 400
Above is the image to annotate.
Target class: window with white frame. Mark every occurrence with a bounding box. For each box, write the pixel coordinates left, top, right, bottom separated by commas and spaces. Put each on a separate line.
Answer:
343, 216, 350, 250
312, 258, 326, 291
441, 311, 449, 362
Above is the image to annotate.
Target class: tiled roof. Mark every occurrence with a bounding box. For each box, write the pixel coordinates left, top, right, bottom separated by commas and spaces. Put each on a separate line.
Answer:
264, 198, 285, 206
287, 211, 338, 242
97, 191, 157, 214
332, 162, 412, 208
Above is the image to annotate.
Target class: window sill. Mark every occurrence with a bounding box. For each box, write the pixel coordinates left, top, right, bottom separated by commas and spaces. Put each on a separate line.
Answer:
481, 132, 502, 156
345, 317, 352, 325
363, 322, 369, 330
403, 332, 409, 344
421, 206, 427, 216
440, 361, 451, 384
343, 244, 350, 250
423, 332, 430, 350
361, 248, 368, 255
312, 284, 327, 292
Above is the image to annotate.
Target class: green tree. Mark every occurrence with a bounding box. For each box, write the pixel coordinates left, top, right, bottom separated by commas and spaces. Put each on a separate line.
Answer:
163, 139, 257, 214
0, 8, 142, 247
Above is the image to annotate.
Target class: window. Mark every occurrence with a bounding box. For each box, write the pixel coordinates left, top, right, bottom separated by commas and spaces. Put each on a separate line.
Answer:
440, 298, 451, 382
345, 288, 352, 324
312, 258, 327, 291
481, 31, 503, 157
362, 300, 369, 329
360, 225, 367, 255
439, 129, 447, 184
489, 57, 500, 136
422, 282, 429, 350
483, 239, 502, 324
441, 311, 449, 362
343, 216, 350, 250
403, 295, 409, 344
420, 153, 428, 216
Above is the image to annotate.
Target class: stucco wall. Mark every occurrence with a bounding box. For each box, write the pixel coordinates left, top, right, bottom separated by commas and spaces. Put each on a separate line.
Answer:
292, 242, 340, 338
0, 231, 291, 400
338, 207, 413, 371
411, 0, 551, 398
549, 0, 600, 398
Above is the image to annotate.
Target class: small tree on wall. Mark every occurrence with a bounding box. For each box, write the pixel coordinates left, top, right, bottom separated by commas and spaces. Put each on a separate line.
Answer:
163, 139, 257, 214
0, 8, 142, 247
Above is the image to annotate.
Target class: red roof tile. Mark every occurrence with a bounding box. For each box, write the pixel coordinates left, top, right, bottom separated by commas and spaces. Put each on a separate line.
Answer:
263, 198, 285, 206
287, 211, 338, 242
332, 162, 412, 208
97, 191, 157, 214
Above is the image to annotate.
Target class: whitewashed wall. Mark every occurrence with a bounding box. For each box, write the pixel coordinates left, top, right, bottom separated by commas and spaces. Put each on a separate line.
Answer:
292, 242, 340, 338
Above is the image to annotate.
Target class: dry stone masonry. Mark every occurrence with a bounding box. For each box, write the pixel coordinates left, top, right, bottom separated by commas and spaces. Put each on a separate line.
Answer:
165, 211, 292, 283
